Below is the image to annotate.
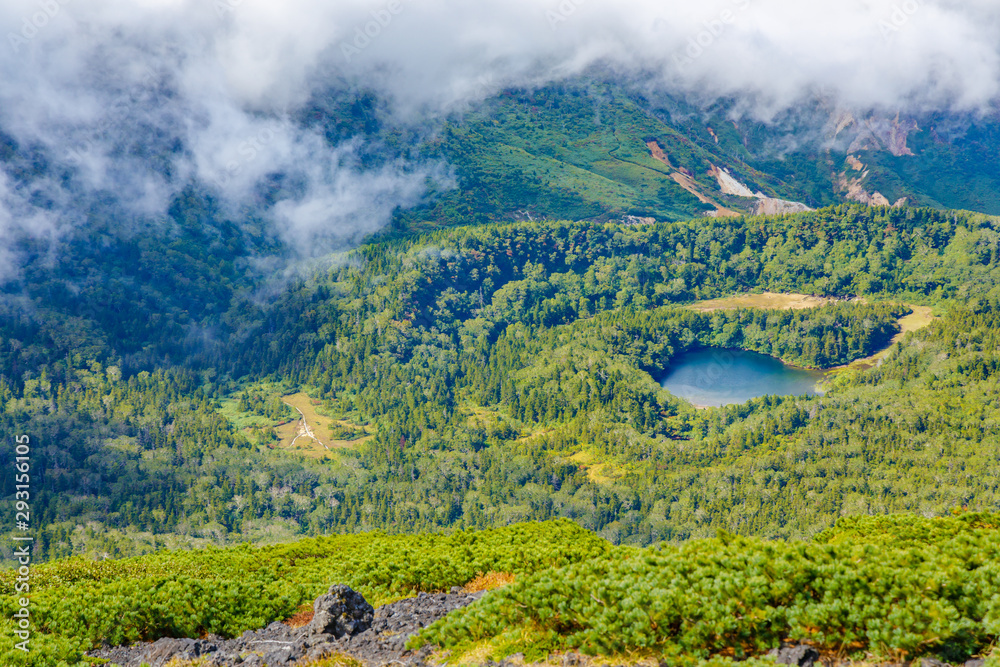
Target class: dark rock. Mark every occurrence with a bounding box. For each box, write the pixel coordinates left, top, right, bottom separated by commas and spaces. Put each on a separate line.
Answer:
86, 584, 483, 667
137, 637, 218, 666
776, 644, 820, 667
919, 659, 952, 667
303, 641, 342, 662
307, 584, 375, 638
262, 647, 293, 664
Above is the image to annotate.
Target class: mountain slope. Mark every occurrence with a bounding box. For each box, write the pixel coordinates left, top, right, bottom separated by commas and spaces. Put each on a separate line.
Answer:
392, 81, 1000, 232
5, 206, 1000, 562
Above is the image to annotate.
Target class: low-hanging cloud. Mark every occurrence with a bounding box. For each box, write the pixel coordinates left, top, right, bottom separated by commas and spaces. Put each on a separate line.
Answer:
0, 0, 997, 274
318, 0, 1000, 115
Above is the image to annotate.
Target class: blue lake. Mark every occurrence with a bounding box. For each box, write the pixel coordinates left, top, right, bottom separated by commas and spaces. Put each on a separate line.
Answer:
660, 348, 827, 407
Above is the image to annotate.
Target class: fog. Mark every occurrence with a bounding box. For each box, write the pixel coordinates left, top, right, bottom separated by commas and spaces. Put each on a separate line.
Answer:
1, 0, 997, 268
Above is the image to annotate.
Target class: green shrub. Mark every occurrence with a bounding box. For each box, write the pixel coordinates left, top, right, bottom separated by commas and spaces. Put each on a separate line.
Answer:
415, 514, 1000, 663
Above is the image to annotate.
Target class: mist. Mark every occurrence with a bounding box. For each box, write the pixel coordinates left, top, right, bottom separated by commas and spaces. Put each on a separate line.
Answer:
1, 0, 997, 271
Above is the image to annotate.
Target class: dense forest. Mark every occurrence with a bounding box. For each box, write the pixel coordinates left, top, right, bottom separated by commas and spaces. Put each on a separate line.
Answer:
3, 515, 1000, 666
2, 204, 999, 561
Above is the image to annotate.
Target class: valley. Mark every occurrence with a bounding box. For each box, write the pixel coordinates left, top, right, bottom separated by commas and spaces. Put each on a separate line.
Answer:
6, 205, 998, 565
1, 35, 1000, 665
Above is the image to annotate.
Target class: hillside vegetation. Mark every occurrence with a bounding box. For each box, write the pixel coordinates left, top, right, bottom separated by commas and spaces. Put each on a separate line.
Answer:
3, 516, 1000, 666
417, 513, 1000, 666
3, 205, 1000, 561
387, 82, 1000, 232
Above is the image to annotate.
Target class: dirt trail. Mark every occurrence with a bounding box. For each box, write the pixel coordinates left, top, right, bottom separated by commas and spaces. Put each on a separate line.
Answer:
831, 304, 936, 372
647, 140, 673, 168
284, 400, 330, 451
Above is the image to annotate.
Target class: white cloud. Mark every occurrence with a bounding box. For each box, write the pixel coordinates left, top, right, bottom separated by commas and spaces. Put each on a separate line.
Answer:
0, 0, 996, 270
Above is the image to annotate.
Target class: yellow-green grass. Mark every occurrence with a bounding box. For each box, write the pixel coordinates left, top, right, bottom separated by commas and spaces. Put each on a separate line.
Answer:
834, 304, 937, 372
896, 304, 936, 336
568, 450, 625, 486
688, 292, 835, 312
279, 392, 373, 455
220, 386, 372, 459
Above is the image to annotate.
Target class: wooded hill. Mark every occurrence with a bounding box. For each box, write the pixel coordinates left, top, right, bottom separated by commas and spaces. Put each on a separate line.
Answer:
2, 205, 999, 561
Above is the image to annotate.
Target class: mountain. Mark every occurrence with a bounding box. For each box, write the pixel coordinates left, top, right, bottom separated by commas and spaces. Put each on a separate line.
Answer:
389, 80, 1000, 232
5, 0, 1000, 663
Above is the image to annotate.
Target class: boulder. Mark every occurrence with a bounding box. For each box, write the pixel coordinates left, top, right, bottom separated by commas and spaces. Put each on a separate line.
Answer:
307, 584, 374, 638
919, 659, 952, 667
138, 637, 218, 666
775, 644, 820, 667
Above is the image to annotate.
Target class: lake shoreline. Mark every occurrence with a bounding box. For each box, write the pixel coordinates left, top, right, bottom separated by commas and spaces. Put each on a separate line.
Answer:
660, 348, 827, 408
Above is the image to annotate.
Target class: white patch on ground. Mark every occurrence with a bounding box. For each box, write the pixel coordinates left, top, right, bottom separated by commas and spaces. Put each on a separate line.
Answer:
712, 165, 759, 197
711, 164, 813, 215
751, 198, 813, 215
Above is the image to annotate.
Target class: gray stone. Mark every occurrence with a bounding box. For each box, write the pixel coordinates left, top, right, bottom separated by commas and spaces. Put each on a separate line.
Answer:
303, 641, 341, 661
919, 659, 951, 667
307, 584, 375, 638
775, 644, 820, 667
138, 637, 218, 666
86, 584, 483, 667
262, 647, 293, 665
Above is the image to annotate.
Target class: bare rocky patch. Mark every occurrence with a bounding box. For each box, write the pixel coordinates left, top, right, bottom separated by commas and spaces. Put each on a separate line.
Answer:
87, 585, 484, 667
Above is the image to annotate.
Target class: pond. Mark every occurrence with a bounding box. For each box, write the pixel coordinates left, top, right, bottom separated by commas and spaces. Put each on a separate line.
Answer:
659, 348, 828, 408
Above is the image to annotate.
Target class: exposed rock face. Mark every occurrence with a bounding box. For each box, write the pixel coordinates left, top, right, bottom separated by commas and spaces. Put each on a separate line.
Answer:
846, 155, 865, 171
832, 111, 919, 157
750, 198, 813, 216
87, 585, 484, 667
307, 584, 374, 638
847, 113, 919, 157
708, 164, 813, 216
621, 215, 656, 225
837, 172, 907, 208
772, 644, 820, 667
712, 164, 757, 197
